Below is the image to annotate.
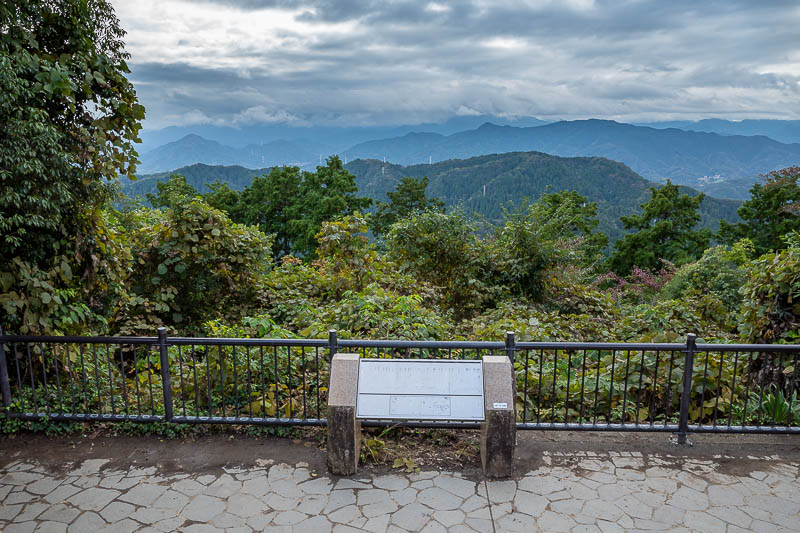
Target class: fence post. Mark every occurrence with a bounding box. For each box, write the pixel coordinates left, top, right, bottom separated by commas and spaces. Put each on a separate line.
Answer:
0, 326, 11, 409
328, 329, 338, 360
158, 327, 173, 422
677, 333, 697, 445
505, 331, 516, 363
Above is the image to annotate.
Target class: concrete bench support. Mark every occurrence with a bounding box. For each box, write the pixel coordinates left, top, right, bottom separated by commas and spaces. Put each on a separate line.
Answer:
481, 355, 516, 478
327, 353, 361, 475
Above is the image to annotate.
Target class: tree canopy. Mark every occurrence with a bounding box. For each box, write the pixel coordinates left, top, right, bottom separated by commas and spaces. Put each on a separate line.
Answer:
1, 0, 144, 333
718, 167, 800, 256
608, 181, 711, 274
371, 176, 444, 238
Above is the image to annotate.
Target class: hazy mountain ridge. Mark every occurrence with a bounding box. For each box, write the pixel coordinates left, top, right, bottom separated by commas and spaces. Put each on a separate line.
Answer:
138, 119, 800, 200
127, 152, 740, 243
342, 120, 800, 187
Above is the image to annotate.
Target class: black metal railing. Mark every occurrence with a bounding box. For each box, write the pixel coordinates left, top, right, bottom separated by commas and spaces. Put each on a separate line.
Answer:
1, 329, 798, 440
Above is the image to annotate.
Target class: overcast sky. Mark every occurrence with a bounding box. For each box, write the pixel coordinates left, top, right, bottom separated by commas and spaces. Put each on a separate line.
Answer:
111, 0, 800, 131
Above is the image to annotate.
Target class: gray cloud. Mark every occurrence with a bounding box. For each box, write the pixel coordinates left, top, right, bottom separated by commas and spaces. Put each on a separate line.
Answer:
114, 0, 800, 129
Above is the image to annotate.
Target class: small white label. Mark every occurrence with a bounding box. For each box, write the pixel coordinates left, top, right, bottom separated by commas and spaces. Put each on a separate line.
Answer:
493, 402, 508, 409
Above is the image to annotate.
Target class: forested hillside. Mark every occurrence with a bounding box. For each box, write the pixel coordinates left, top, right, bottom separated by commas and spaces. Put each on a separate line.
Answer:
129, 152, 741, 242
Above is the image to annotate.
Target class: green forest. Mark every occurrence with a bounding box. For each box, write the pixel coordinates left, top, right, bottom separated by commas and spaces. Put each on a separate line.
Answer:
3, 1, 800, 430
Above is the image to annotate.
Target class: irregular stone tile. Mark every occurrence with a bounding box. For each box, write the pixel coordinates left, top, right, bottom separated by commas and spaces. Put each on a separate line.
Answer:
180, 524, 220, 533
43, 484, 81, 504
536, 510, 575, 532
297, 494, 328, 515
106, 474, 140, 491
129, 507, 177, 525
332, 525, 368, 533
550, 497, 583, 515
464, 517, 493, 533
357, 488, 392, 506
267, 464, 294, 483
39, 503, 81, 523
294, 515, 333, 533
73, 475, 100, 489
335, 479, 371, 490
668, 486, 708, 512
373, 475, 409, 491
99, 501, 136, 523
181, 494, 225, 522
496, 513, 536, 533
329, 504, 362, 524
410, 480, 433, 490
0, 472, 43, 486
391, 502, 433, 531
486, 480, 516, 504
67, 511, 106, 532
16, 502, 49, 522
204, 474, 242, 499
26, 478, 63, 496
571, 526, 601, 533
513, 490, 548, 516
452, 494, 482, 515
247, 511, 276, 530
362, 514, 390, 533
466, 506, 490, 520
272, 509, 308, 526
241, 477, 271, 497
674, 471, 708, 492
32, 521, 67, 533
68, 459, 109, 476
419, 521, 446, 533
391, 487, 416, 506
595, 519, 624, 533
97, 518, 140, 533
125, 467, 156, 478
682, 510, 726, 533
651, 504, 685, 526
0, 502, 24, 522
5, 491, 37, 505
5, 522, 37, 533
417, 487, 462, 511
210, 511, 246, 528
118, 483, 166, 506
324, 489, 357, 513
263, 492, 299, 511
362, 500, 399, 518
348, 516, 367, 528
518, 476, 562, 495
746, 494, 800, 516
227, 493, 263, 518
169, 478, 205, 497
196, 474, 216, 485
298, 477, 333, 495
433, 476, 476, 499
152, 489, 189, 511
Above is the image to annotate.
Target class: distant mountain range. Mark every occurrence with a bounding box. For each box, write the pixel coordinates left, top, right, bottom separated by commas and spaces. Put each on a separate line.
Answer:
124, 152, 741, 242
136, 119, 799, 200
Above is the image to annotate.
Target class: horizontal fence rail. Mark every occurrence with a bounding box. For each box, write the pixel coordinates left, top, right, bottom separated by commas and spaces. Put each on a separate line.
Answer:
1, 329, 799, 440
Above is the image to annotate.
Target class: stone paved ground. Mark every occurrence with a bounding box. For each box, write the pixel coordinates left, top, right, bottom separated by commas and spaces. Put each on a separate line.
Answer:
1, 433, 799, 532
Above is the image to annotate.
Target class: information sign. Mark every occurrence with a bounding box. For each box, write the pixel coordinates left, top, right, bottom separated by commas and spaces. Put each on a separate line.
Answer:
356, 359, 484, 421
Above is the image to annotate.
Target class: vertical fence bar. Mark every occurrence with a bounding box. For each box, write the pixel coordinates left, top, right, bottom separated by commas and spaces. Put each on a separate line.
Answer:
158, 328, 173, 422
0, 327, 11, 409
328, 330, 338, 360
677, 333, 697, 444
505, 331, 515, 363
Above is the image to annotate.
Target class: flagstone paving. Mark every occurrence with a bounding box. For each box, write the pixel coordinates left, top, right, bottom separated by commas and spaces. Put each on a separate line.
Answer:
1, 441, 799, 532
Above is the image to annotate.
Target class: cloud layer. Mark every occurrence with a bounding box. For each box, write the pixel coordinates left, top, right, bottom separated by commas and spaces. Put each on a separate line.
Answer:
112, 0, 800, 129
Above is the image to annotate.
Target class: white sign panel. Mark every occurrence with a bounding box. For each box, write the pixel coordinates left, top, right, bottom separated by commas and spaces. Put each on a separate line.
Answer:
356, 359, 484, 421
